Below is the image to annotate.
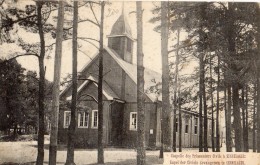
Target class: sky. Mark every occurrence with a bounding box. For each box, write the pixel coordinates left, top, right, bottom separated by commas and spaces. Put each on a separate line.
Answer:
1, 1, 164, 82
0, 0, 227, 129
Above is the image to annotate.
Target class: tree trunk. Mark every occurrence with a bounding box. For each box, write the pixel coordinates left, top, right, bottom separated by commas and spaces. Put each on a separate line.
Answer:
97, 2, 105, 164
242, 86, 249, 152
227, 2, 242, 152
173, 100, 177, 152
65, 1, 78, 165
244, 86, 249, 152
36, 2, 45, 165
178, 89, 182, 152
253, 83, 256, 152
202, 55, 208, 152
257, 5, 260, 153
199, 53, 204, 152
49, 1, 64, 164
136, 2, 146, 164
13, 124, 17, 138
159, 122, 164, 158
216, 55, 220, 152
209, 56, 215, 152
226, 86, 232, 152
161, 1, 171, 152
172, 28, 180, 152
242, 88, 245, 152
257, 76, 260, 153
232, 84, 242, 152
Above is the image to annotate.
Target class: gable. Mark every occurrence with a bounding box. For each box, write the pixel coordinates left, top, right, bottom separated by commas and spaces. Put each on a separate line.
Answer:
65, 76, 119, 102
60, 46, 162, 102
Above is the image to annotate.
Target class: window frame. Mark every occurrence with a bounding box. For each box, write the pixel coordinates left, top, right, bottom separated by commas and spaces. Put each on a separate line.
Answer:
129, 112, 137, 131
78, 111, 89, 128
185, 119, 189, 134
91, 110, 98, 129
64, 111, 71, 128
175, 117, 178, 132
194, 117, 198, 135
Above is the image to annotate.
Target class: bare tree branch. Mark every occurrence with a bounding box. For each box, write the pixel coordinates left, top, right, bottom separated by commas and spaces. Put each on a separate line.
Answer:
79, 19, 100, 27
4, 53, 39, 61
89, 2, 100, 25
78, 78, 98, 85
78, 38, 99, 49
64, 19, 100, 31
77, 37, 99, 43
78, 48, 100, 69
85, 1, 101, 5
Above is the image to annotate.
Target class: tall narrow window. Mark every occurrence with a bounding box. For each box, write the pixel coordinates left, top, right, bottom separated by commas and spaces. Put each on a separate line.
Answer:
130, 112, 137, 130
175, 117, 178, 132
127, 38, 132, 52
78, 112, 89, 128
185, 119, 189, 134
64, 111, 71, 128
92, 110, 98, 128
194, 117, 198, 135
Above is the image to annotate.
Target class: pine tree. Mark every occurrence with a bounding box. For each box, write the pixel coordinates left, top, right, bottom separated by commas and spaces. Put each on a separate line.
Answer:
161, 1, 172, 152
136, 2, 146, 164
49, 1, 64, 164
97, 2, 105, 164
65, 1, 78, 165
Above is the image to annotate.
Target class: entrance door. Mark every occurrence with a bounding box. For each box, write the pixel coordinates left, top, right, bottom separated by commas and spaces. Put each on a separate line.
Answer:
110, 102, 124, 146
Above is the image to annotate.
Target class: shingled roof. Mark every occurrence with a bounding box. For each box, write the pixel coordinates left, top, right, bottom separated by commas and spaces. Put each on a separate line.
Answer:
60, 46, 162, 102
107, 8, 134, 41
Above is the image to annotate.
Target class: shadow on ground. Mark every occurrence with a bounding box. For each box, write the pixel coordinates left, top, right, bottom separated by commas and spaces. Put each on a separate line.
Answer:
1, 162, 35, 165
29, 143, 155, 153
1, 155, 163, 165
1, 162, 65, 165
28, 143, 68, 151
85, 155, 163, 165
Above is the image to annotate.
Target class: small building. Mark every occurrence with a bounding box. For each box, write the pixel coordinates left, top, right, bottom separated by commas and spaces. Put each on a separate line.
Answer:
174, 109, 213, 148
58, 10, 212, 149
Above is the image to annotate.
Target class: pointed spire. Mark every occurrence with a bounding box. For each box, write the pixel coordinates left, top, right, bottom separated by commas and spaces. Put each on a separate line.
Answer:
108, 1, 133, 39
122, 2, 125, 16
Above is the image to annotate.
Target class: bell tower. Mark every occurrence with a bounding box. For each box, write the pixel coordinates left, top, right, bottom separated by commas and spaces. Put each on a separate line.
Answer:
107, 3, 134, 64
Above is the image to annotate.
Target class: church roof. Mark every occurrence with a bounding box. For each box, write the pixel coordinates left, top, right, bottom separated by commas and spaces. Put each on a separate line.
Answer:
105, 46, 162, 102
60, 46, 162, 102
108, 12, 133, 40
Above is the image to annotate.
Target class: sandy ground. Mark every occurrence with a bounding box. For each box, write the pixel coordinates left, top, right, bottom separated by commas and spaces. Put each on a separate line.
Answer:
0, 140, 164, 165
0, 139, 246, 165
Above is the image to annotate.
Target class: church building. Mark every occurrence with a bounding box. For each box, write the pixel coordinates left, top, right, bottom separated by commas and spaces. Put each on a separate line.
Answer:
58, 9, 213, 149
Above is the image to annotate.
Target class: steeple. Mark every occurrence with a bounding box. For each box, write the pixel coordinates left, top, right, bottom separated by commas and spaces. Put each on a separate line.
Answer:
107, 2, 134, 64
122, 1, 125, 16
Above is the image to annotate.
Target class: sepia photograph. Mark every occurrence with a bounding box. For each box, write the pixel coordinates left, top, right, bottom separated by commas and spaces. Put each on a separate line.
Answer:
0, 0, 260, 165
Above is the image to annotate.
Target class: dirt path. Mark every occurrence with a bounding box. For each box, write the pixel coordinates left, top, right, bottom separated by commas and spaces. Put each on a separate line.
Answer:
0, 141, 163, 165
